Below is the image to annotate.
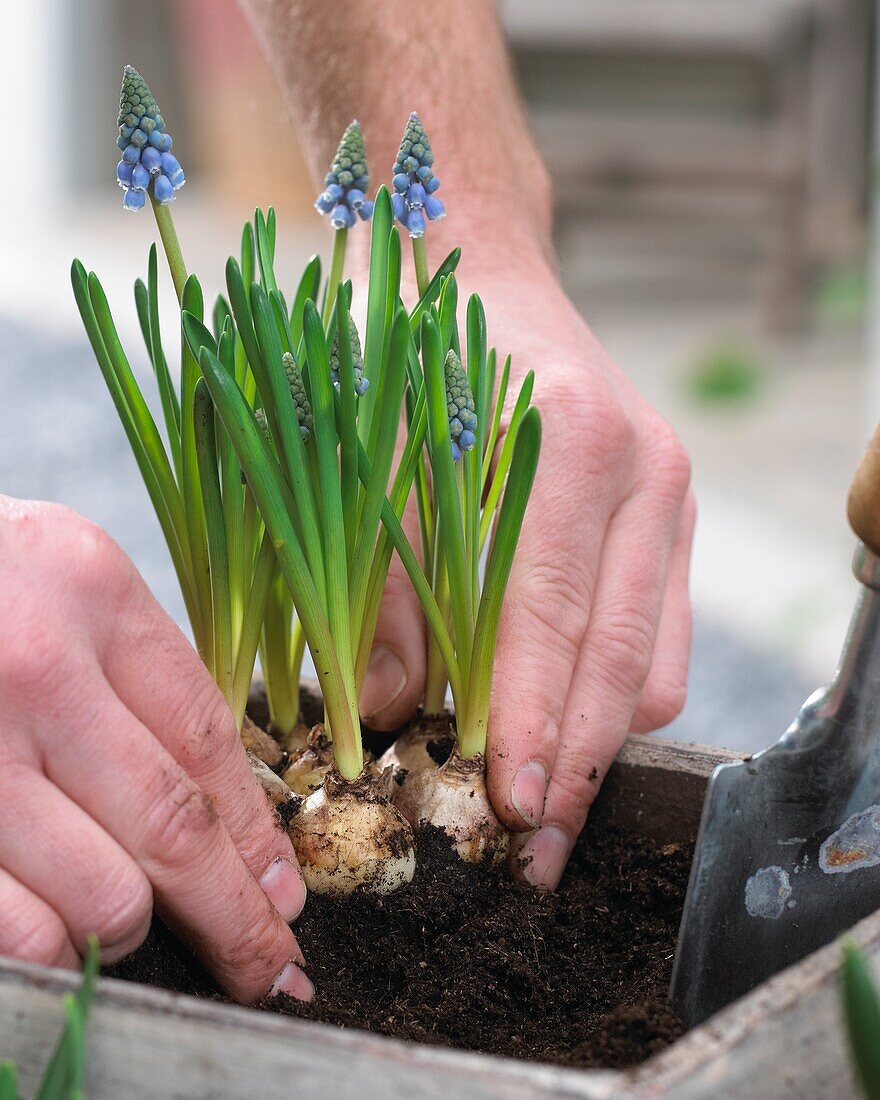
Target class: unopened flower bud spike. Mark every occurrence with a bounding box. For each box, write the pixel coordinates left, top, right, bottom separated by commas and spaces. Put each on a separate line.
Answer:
316, 120, 372, 325
117, 66, 187, 301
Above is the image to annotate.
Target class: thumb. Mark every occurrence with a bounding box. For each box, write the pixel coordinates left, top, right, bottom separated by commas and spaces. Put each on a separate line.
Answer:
359, 495, 426, 730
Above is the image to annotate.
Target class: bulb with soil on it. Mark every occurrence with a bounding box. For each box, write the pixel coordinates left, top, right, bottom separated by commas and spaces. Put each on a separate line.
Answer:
389, 732, 509, 865
240, 714, 285, 769
274, 717, 312, 755
289, 766, 416, 895
281, 724, 335, 796
377, 712, 456, 789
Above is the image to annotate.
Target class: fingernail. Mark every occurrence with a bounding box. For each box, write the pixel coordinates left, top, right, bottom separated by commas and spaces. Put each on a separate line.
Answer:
269, 961, 314, 1002
359, 645, 406, 720
260, 858, 307, 923
516, 825, 571, 891
510, 761, 547, 828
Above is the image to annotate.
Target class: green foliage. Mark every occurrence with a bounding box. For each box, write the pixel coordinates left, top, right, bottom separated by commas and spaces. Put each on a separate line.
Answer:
185, 191, 462, 778
72, 213, 311, 735
842, 941, 880, 1100
74, 102, 542, 785
815, 266, 868, 327
685, 344, 761, 406
0, 937, 99, 1100
413, 277, 541, 754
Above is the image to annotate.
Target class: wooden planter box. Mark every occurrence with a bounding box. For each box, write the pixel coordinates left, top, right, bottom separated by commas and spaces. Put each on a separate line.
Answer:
0, 734, 867, 1099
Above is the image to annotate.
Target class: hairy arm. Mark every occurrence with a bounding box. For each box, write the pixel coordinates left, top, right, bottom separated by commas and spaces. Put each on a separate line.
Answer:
241, 0, 552, 268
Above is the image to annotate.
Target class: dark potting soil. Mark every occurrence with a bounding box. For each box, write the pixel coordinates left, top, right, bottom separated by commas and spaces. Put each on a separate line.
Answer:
107, 820, 689, 1070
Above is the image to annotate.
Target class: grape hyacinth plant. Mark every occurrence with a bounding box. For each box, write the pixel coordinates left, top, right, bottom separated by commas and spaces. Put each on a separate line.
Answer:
182, 182, 463, 891
73, 65, 541, 899
382, 276, 540, 863
75, 73, 309, 773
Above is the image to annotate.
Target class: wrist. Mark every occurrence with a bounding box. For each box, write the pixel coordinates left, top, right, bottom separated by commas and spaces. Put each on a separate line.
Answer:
347, 191, 557, 305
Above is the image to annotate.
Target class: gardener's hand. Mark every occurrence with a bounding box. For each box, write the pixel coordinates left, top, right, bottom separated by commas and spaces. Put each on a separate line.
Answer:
0, 497, 312, 1002
363, 260, 694, 889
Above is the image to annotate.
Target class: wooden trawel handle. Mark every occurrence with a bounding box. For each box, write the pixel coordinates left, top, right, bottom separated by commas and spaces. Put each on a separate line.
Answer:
848, 423, 880, 556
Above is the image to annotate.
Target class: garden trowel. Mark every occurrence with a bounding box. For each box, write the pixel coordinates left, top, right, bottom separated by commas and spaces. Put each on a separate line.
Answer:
671, 422, 880, 1027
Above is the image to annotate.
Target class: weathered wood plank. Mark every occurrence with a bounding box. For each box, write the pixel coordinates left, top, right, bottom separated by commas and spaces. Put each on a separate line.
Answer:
592, 735, 744, 846
0, 959, 618, 1100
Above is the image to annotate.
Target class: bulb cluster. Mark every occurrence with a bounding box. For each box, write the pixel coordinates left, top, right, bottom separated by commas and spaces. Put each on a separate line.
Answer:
444, 350, 477, 461
116, 66, 185, 213
391, 113, 445, 239
315, 121, 374, 230
329, 315, 369, 396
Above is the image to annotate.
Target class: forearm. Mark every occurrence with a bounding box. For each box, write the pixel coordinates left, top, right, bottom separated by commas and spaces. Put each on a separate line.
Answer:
240, 0, 554, 276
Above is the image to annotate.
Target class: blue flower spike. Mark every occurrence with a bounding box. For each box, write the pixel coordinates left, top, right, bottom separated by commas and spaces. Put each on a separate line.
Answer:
392, 112, 445, 238
330, 315, 370, 397
117, 66, 185, 212
444, 350, 477, 461
315, 121, 372, 227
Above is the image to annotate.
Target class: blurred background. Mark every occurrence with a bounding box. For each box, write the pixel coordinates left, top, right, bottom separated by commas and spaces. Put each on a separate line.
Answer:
1, 0, 875, 751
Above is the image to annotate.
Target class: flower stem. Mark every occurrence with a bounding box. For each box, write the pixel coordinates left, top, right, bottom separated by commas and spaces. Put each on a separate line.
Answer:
322, 228, 348, 328
412, 236, 430, 299
150, 198, 187, 304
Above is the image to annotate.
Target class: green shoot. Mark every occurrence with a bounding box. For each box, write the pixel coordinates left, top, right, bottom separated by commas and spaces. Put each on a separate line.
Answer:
72, 210, 310, 735
842, 941, 880, 1100
414, 294, 541, 758
34, 935, 100, 1100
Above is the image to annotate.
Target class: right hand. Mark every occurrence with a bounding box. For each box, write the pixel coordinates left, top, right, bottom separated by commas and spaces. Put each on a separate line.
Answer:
0, 495, 313, 1003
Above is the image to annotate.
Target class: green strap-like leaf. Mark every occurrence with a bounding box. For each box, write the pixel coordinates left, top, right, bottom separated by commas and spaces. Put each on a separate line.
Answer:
179, 275, 214, 670
250, 286, 326, 610
349, 306, 410, 648
302, 300, 361, 776
255, 208, 278, 295
334, 292, 359, 568
437, 275, 460, 358
196, 346, 357, 769
290, 255, 322, 344
422, 311, 473, 679
465, 294, 487, 608
194, 378, 233, 707
71, 262, 201, 649
0, 1062, 19, 1100
357, 186, 393, 442
36, 936, 99, 1100
216, 328, 247, 655
482, 351, 509, 493
842, 941, 880, 1100
479, 370, 535, 550
408, 248, 462, 337
240, 220, 255, 290
147, 245, 183, 482
232, 529, 276, 730
460, 407, 541, 757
